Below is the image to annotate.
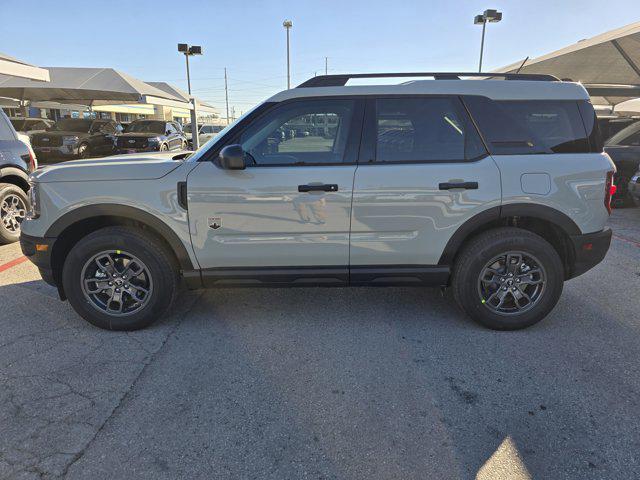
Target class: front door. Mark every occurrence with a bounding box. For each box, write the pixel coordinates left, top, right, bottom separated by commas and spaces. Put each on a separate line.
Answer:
187, 98, 363, 278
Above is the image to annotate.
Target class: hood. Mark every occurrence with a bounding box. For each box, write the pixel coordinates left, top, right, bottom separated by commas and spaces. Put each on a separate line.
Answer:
118, 132, 163, 139
32, 152, 185, 183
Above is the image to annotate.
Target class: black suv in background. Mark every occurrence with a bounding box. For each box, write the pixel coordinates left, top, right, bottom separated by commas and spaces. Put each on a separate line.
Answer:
0, 111, 35, 244
604, 121, 640, 206
30, 118, 118, 163
116, 120, 187, 153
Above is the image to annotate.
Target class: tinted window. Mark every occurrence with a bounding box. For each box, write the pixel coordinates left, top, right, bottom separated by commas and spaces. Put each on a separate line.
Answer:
374, 97, 485, 162
0, 113, 16, 140
52, 118, 93, 132
464, 96, 593, 154
240, 99, 356, 165
498, 101, 589, 153
124, 121, 165, 134
605, 121, 640, 146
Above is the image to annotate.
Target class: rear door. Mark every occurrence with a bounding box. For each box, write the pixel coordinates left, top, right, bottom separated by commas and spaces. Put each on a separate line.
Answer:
350, 96, 502, 270
186, 97, 364, 278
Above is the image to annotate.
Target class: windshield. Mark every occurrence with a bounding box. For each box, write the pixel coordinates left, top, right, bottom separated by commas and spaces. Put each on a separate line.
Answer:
124, 121, 165, 134
52, 119, 93, 132
9, 119, 26, 131
606, 120, 640, 146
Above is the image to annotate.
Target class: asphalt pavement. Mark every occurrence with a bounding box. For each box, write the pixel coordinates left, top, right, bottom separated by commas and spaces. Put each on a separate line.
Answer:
1, 208, 639, 480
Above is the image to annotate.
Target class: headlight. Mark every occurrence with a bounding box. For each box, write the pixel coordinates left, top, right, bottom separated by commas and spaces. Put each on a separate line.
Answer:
27, 180, 40, 220
147, 137, 160, 145
62, 135, 79, 145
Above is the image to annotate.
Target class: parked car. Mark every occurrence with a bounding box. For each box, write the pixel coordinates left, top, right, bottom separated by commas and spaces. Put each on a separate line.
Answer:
9, 117, 55, 136
0, 111, 36, 244
115, 120, 187, 153
20, 72, 614, 331
597, 115, 638, 142
30, 118, 119, 163
604, 121, 640, 206
184, 123, 224, 148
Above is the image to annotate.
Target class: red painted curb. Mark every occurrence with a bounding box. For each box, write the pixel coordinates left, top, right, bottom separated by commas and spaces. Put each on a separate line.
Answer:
0, 256, 28, 273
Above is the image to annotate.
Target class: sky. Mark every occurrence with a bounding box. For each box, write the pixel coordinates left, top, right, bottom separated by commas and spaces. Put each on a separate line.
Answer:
1, 0, 638, 117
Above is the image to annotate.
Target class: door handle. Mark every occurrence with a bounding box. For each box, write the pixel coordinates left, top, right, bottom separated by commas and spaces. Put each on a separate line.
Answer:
438, 181, 478, 190
298, 184, 339, 193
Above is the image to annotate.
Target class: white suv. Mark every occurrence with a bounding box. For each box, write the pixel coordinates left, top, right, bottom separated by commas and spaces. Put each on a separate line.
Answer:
20, 73, 615, 331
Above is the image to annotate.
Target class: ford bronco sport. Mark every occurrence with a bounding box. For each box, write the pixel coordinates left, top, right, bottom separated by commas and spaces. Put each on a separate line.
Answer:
20, 72, 615, 331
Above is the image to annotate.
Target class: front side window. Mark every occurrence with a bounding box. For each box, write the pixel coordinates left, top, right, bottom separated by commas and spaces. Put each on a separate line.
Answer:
374, 97, 486, 162
239, 99, 356, 165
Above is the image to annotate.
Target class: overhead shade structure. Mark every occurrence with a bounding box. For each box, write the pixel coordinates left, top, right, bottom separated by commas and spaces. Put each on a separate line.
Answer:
494, 21, 640, 105
0, 52, 49, 82
0, 67, 183, 105
146, 81, 218, 114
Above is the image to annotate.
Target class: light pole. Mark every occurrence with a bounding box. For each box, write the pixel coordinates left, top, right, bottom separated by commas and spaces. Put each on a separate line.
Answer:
474, 9, 502, 73
283, 20, 293, 89
178, 43, 203, 148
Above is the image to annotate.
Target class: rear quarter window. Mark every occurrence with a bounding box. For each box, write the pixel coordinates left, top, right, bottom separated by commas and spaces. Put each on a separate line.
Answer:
464, 96, 597, 154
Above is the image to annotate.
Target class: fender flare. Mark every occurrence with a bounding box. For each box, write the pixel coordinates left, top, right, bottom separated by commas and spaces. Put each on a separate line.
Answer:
45, 204, 195, 271
438, 203, 581, 265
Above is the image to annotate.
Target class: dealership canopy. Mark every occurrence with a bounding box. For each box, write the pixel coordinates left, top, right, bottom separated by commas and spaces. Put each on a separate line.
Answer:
494, 21, 640, 106
0, 67, 183, 105
0, 52, 50, 82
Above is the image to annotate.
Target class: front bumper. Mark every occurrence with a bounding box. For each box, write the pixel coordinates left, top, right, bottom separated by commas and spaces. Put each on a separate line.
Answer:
33, 145, 79, 159
19, 233, 56, 287
567, 228, 612, 279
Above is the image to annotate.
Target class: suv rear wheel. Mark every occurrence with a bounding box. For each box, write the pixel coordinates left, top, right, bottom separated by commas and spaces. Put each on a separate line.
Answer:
452, 227, 564, 330
62, 226, 178, 330
0, 183, 28, 244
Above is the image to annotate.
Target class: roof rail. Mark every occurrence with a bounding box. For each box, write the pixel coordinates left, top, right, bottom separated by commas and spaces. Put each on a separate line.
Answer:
297, 72, 560, 88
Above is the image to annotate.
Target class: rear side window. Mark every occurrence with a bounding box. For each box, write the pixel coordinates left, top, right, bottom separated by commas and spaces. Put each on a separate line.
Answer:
0, 113, 17, 141
464, 96, 595, 154
373, 97, 486, 162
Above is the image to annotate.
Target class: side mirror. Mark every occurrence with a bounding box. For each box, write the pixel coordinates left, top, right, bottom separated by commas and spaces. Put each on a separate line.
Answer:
219, 144, 247, 170
166, 130, 171, 136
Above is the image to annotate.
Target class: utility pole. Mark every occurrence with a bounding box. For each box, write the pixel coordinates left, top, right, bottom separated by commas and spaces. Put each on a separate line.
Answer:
224, 67, 230, 125
283, 20, 293, 89
325, 57, 328, 75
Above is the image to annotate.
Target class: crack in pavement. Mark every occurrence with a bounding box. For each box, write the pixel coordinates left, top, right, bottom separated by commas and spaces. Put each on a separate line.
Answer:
58, 291, 203, 479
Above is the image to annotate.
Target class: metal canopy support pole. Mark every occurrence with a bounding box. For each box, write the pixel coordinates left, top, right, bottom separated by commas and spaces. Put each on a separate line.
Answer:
478, 18, 487, 73
224, 67, 230, 125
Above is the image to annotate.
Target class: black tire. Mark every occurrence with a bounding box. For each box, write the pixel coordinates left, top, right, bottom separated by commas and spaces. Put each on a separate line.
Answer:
0, 183, 28, 244
452, 227, 564, 330
181, 140, 188, 150
159, 143, 169, 152
62, 226, 178, 330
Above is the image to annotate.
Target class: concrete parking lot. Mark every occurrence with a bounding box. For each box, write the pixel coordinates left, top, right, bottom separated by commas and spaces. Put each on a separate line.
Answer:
1, 209, 639, 480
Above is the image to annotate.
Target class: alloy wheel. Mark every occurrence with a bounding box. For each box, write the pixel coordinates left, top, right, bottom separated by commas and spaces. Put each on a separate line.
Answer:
1, 194, 26, 233
80, 250, 153, 316
477, 251, 546, 315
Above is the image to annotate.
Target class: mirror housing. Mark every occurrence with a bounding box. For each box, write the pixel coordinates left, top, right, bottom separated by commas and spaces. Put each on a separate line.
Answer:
219, 144, 247, 170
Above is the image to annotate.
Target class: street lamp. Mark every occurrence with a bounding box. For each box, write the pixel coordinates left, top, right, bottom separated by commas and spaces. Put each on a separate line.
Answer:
283, 20, 293, 89
178, 43, 203, 148
474, 9, 502, 73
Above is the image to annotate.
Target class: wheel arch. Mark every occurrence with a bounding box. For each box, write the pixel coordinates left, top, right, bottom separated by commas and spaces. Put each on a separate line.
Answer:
47, 204, 195, 296
439, 204, 581, 279
0, 166, 30, 191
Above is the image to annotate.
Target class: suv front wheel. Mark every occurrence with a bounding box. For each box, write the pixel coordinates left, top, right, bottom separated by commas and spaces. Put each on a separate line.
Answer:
452, 227, 564, 330
62, 226, 178, 330
0, 183, 28, 244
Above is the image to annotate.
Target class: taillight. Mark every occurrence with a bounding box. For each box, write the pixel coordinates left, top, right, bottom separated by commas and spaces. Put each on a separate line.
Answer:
28, 150, 36, 172
605, 171, 616, 214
